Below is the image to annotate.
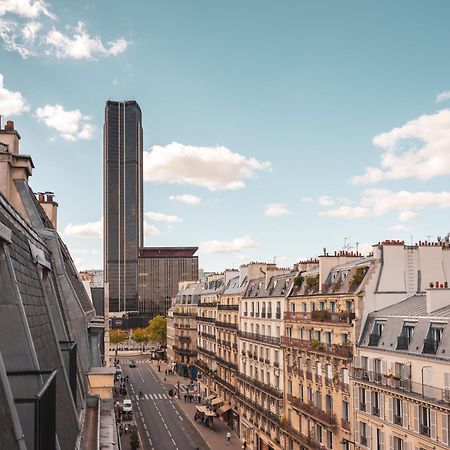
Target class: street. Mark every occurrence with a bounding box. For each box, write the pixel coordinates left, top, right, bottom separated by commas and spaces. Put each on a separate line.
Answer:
120, 357, 209, 450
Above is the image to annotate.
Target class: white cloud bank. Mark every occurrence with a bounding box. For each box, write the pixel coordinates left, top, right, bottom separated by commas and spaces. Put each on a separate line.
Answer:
0, 2, 128, 60
265, 203, 289, 217
320, 189, 450, 220
36, 104, 95, 141
64, 218, 159, 238
200, 235, 257, 254
352, 109, 450, 184
169, 194, 202, 205
388, 224, 412, 232
0, 74, 29, 115
143, 142, 271, 191
0, 0, 54, 19
145, 211, 182, 223
46, 22, 128, 60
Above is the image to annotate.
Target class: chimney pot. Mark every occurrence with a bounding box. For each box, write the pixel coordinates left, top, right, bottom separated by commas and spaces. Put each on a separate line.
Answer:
5, 120, 14, 131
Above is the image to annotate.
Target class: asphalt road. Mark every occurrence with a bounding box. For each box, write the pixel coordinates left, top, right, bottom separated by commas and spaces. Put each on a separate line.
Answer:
121, 357, 208, 450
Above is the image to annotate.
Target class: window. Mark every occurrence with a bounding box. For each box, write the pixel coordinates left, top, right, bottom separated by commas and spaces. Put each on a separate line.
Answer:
327, 430, 333, 449
320, 301, 325, 311
375, 429, 384, 450
360, 422, 368, 446
326, 394, 333, 413
360, 388, 367, 411
330, 301, 336, 312
423, 323, 445, 354
394, 398, 402, 425
342, 401, 349, 421
419, 406, 431, 437
369, 321, 384, 346
393, 437, 404, 450
372, 391, 380, 416
290, 302, 295, 312
316, 330, 321, 341
316, 424, 323, 443
298, 384, 303, 401
302, 302, 307, 312
288, 379, 293, 395
325, 331, 332, 345
397, 321, 415, 350
315, 391, 322, 409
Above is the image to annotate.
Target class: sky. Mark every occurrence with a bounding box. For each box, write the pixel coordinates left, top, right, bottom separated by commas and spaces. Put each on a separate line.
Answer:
2, 0, 450, 272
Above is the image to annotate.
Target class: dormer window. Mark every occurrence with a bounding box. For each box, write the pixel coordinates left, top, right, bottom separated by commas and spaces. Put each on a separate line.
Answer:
368, 321, 384, 346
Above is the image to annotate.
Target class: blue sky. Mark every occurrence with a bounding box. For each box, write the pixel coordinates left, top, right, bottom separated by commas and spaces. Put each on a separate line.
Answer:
2, 0, 450, 271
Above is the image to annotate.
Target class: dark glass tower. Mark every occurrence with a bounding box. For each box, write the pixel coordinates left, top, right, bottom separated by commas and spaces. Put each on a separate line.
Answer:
104, 101, 143, 312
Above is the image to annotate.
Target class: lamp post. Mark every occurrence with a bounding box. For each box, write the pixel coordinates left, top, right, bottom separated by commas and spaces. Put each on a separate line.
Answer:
341, 438, 357, 449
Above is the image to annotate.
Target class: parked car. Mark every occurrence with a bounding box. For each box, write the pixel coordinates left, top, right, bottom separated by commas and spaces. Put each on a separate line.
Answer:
122, 399, 133, 414
129, 360, 136, 368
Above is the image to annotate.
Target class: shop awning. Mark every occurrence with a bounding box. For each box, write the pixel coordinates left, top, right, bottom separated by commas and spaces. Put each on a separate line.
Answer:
217, 404, 231, 415
204, 394, 216, 401
205, 410, 216, 416
211, 397, 224, 406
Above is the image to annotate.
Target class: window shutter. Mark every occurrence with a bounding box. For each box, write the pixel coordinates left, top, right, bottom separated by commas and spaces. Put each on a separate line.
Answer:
367, 425, 372, 449
380, 393, 385, 419
445, 373, 450, 402
388, 435, 394, 450
431, 409, 437, 440
354, 386, 360, 410
354, 356, 361, 369
355, 421, 360, 445
388, 396, 393, 423
379, 430, 385, 450
443, 413, 449, 445
403, 400, 408, 429
413, 404, 419, 434
367, 390, 372, 415
382, 360, 387, 375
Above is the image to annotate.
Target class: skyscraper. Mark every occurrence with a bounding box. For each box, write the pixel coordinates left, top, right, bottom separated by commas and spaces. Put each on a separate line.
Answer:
104, 100, 143, 312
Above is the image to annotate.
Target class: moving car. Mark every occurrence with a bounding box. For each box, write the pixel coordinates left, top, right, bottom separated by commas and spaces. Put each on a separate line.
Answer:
129, 360, 136, 368
122, 399, 133, 414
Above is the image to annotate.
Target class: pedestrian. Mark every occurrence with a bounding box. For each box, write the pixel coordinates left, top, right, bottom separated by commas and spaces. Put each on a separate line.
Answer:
227, 431, 231, 445
184, 393, 187, 402
242, 440, 247, 449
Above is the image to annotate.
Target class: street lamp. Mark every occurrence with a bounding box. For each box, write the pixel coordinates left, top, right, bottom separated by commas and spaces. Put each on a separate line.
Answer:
341, 438, 356, 449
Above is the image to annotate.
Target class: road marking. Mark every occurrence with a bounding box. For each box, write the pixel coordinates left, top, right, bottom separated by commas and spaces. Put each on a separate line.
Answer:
144, 394, 149, 400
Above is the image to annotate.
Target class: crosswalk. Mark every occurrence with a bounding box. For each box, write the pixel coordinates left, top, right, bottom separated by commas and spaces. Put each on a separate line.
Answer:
131, 393, 170, 400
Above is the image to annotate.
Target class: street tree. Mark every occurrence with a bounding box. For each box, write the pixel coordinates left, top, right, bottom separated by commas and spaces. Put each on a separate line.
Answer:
132, 328, 150, 353
147, 315, 167, 345
109, 328, 127, 358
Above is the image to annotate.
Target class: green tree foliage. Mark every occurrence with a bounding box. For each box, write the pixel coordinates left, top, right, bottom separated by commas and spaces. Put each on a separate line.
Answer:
132, 328, 151, 353
147, 315, 167, 345
109, 328, 127, 356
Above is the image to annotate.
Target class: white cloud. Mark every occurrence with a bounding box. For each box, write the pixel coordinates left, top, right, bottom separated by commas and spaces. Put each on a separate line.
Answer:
320, 205, 371, 220
0, 18, 35, 57
318, 195, 334, 207
36, 104, 95, 141
46, 21, 128, 60
398, 210, 419, 222
64, 219, 102, 238
352, 109, 450, 184
301, 197, 313, 203
388, 224, 413, 232
436, 91, 450, 103
265, 203, 289, 217
200, 235, 257, 254
65, 219, 159, 239
143, 142, 271, 191
357, 243, 375, 256
0, 0, 55, 19
144, 221, 160, 236
169, 194, 202, 205
22, 20, 41, 41
0, 73, 29, 115
320, 189, 450, 220
145, 211, 183, 223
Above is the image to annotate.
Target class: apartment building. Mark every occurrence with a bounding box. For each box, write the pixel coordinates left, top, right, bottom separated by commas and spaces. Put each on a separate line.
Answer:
238, 265, 295, 450
282, 254, 372, 450
215, 268, 248, 431
168, 281, 203, 377
197, 273, 226, 398
355, 284, 450, 450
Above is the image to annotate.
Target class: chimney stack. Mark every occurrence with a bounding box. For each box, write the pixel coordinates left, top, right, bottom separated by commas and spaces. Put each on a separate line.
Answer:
38, 192, 58, 230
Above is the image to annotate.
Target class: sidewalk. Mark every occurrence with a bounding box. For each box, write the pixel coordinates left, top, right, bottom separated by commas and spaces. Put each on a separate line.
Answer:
148, 360, 243, 450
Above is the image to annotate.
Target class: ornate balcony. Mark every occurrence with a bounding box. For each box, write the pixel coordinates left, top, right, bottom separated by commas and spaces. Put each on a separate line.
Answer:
198, 302, 217, 307
281, 423, 328, 450
281, 336, 353, 358
197, 346, 216, 358
353, 368, 450, 406
216, 355, 238, 371
173, 311, 197, 318
218, 304, 239, 310
178, 335, 191, 343
173, 346, 196, 357
237, 392, 281, 425
215, 375, 237, 393
423, 338, 439, 355
215, 320, 238, 330
287, 394, 337, 427
199, 331, 216, 340
238, 331, 281, 346
341, 418, 350, 431
237, 372, 283, 399
196, 315, 215, 323
284, 310, 355, 325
